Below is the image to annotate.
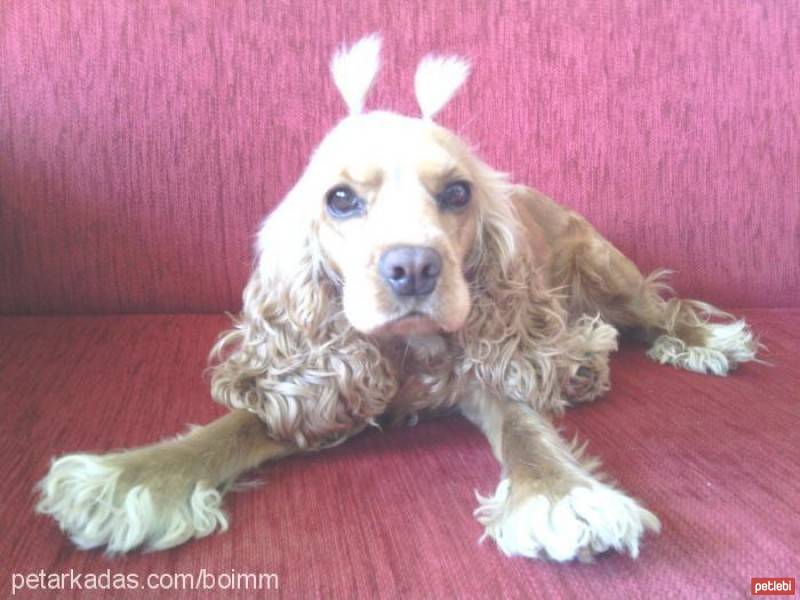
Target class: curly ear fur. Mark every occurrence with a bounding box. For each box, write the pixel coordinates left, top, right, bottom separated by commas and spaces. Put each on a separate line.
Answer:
209, 184, 398, 449
458, 164, 616, 412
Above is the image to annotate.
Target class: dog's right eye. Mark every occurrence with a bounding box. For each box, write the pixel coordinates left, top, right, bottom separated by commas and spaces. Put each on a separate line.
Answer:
437, 181, 471, 211
326, 185, 365, 219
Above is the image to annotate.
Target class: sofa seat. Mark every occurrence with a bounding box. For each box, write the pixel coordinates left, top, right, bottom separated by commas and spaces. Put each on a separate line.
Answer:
1, 310, 797, 598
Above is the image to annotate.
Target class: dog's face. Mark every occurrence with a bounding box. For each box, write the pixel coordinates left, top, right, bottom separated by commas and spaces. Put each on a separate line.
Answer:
256, 37, 515, 340
313, 111, 480, 336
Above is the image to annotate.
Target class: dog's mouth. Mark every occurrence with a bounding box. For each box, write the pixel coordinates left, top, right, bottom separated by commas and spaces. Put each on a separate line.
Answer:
374, 310, 441, 337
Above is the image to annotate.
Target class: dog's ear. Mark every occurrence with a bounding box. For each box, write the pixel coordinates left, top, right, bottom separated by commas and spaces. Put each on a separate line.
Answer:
331, 34, 382, 115
465, 165, 520, 287
459, 166, 527, 345
458, 173, 574, 409
414, 54, 470, 120
209, 179, 398, 448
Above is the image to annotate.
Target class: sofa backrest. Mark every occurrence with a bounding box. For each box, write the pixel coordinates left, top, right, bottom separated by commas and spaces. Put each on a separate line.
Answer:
1, 2, 798, 314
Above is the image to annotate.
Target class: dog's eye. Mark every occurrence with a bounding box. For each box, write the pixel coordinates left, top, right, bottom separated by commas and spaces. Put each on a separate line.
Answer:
326, 185, 365, 218
437, 181, 471, 211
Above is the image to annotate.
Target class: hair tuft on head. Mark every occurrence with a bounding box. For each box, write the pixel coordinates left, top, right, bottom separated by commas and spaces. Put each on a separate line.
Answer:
330, 34, 382, 115
414, 54, 470, 120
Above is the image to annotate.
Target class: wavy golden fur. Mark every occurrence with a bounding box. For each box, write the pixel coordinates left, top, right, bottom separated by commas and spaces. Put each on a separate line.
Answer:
37, 35, 758, 560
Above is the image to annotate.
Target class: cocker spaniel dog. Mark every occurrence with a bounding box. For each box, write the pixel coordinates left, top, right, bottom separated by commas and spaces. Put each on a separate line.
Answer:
37, 36, 758, 562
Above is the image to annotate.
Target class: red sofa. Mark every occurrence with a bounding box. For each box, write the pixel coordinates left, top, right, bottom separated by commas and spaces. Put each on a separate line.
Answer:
2, 2, 797, 598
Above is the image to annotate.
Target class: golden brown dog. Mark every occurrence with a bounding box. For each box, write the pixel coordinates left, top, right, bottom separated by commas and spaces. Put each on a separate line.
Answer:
37, 35, 757, 561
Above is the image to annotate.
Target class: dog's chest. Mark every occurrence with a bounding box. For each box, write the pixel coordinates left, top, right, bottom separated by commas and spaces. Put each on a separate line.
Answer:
381, 334, 460, 423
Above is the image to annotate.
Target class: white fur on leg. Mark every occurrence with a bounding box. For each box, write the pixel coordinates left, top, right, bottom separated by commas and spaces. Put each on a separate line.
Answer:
36, 453, 228, 554
474, 478, 660, 561
647, 319, 757, 376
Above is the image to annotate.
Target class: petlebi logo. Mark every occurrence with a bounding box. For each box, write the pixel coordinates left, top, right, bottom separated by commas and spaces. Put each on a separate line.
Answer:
751, 577, 796, 596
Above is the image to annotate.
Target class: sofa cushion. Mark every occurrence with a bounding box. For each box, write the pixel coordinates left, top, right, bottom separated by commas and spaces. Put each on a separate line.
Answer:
1, 310, 796, 598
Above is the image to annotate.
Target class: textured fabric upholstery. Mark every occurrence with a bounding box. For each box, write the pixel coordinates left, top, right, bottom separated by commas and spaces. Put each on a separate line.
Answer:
1, 311, 797, 598
1, 1, 798, 314
1, 3, 797, 598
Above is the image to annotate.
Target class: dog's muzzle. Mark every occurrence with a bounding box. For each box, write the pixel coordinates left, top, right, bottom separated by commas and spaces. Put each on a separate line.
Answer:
378, 245, 442, 297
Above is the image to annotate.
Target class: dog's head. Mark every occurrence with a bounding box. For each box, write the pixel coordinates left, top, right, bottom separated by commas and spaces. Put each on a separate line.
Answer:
255, 35, 519, 340
213, 36, 538, 444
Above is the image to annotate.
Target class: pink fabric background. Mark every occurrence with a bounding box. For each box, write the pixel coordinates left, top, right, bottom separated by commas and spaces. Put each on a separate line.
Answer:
2, 311, 798, 598
1, 1, 798, 314
1, 5, 797, 596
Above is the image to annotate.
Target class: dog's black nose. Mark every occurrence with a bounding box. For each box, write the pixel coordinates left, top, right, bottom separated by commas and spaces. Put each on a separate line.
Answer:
379, 246, 442, 297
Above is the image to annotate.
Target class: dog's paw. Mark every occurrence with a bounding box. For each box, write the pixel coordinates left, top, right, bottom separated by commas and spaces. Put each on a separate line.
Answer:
36, 452, 228, 554
562, 316, 616, 404
647, 319, 758, 376
474, 479, 660, 561
564, 363, 609, 404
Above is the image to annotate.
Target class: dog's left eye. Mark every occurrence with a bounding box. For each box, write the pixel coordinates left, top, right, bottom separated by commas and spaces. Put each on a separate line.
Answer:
326, 185, 365, 218
437, 181, 471, 211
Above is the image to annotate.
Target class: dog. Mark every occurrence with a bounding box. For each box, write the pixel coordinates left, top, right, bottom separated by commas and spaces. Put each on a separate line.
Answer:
36, 35, 758, 562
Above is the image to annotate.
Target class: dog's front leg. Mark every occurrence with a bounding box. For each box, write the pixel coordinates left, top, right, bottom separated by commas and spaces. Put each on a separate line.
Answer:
461, 396, 660, 561
37, 410, 292, 554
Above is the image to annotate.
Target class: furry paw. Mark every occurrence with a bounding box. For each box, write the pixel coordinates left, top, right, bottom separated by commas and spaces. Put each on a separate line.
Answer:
565, 364, 609, 404
563, 316, 617, 404
647, 319, 758, 376
36, 452, 228, 554
475, 479, 660, 561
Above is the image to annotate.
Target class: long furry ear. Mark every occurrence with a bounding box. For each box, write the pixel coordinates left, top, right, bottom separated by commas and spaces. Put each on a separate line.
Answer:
209, 181, 398, 449
458, 172, 586, 413
414, 54, 470, 120
330, 33, 382, 115
464, 164, 519, 283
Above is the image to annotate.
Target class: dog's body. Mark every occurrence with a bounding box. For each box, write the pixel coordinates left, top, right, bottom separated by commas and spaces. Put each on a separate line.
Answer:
37, 36, 758, 562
